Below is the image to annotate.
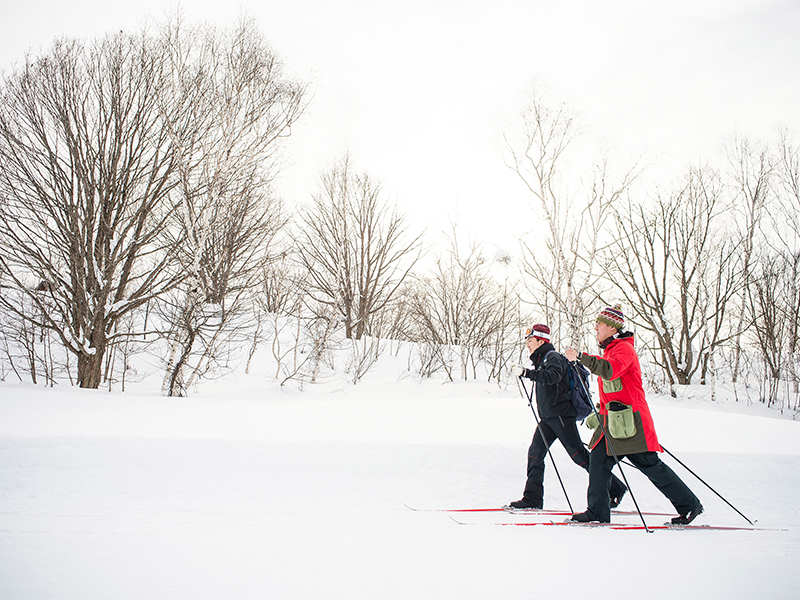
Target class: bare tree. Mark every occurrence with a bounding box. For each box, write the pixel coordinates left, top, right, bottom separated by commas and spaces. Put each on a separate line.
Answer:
697, 235, 742, 388
776, 130, 800, 404
727, 135, 773, 383
0, 34, 183, 388
747, 253, 793, 408
294, 155, 421, 341
605, 166, 738, 391
482, 273, 525, 384
156, 18, 305, 396
0, 289, 64, 385
254, 252, 313, 385
260, 251, 301, 315
407, 232, 522, 381
502, 85, 636, 347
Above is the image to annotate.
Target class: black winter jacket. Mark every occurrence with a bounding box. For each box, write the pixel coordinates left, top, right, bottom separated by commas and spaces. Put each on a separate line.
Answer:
522, 343, 576, 420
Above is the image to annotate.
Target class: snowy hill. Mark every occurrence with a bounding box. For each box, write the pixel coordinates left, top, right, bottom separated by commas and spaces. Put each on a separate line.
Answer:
1, 345, 799, 599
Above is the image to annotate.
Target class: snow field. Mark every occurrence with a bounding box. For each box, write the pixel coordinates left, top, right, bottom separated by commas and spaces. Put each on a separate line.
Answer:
1, 377, 799, 599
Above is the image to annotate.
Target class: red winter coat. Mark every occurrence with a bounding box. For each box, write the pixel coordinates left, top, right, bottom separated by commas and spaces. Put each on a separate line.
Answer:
580, 334, 662, 455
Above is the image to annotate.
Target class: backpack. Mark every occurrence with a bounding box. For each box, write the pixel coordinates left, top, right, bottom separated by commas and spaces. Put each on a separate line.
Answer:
566, 361, 594, 421
544, 350, 594, 421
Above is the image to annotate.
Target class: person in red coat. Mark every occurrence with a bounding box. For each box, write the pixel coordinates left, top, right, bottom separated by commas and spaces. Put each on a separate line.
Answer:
564, 305, 703, 524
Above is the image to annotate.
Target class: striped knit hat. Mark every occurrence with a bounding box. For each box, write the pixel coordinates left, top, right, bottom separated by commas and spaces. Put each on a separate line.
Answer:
524, 324, 551, 342
596, 304, 625, 330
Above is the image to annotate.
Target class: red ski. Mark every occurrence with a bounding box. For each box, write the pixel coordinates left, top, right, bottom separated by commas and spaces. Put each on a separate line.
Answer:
448, 516, 782, 532
404, 504, 673, 517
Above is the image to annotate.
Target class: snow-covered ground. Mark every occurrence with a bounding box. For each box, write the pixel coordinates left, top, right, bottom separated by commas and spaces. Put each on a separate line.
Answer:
1, 349, 799, 599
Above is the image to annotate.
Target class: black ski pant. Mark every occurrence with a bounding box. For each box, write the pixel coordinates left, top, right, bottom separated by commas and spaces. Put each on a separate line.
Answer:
523, 416, 626, 508
586, 440, 700, 522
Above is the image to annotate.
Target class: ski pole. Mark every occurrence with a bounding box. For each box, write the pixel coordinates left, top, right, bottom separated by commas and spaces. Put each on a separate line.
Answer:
517, 376, 574, 514
660, 445, 754, 526
572, 362, 652, 533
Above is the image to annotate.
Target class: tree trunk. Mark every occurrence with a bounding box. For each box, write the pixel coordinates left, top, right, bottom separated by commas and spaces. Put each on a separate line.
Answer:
77, 352, 105, 389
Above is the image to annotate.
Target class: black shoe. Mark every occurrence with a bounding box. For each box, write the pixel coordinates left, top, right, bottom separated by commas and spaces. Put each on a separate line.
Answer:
609, 488, 627, 509
570, 511, 608, 523
671, 504, 704, 525
507, 499, 543, 510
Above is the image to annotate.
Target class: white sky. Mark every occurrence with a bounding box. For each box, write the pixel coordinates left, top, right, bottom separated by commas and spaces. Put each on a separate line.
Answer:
2, 0, 799, 249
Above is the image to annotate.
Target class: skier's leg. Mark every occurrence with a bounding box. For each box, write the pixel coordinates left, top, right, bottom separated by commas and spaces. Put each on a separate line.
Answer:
521, 421, 557, 507
555, 420, 626, 506
608, 471, 628, 507
553, 418, 590, 470
584, 440, 615, 522
628, 452, 700, 514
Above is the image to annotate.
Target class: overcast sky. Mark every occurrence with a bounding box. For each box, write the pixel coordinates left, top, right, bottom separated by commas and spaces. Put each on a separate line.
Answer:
2, 0, 799, 250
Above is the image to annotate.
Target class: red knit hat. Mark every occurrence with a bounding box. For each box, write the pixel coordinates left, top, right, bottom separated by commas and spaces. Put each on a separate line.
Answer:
524, 324, 551, 342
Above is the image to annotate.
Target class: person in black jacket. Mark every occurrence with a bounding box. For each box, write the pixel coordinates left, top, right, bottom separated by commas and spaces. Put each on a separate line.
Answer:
508, 324, 627, 510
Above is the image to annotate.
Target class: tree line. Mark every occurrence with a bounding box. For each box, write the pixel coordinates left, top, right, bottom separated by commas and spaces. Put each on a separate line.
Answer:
0, 20, 797, 412
504, 87, 800, 411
